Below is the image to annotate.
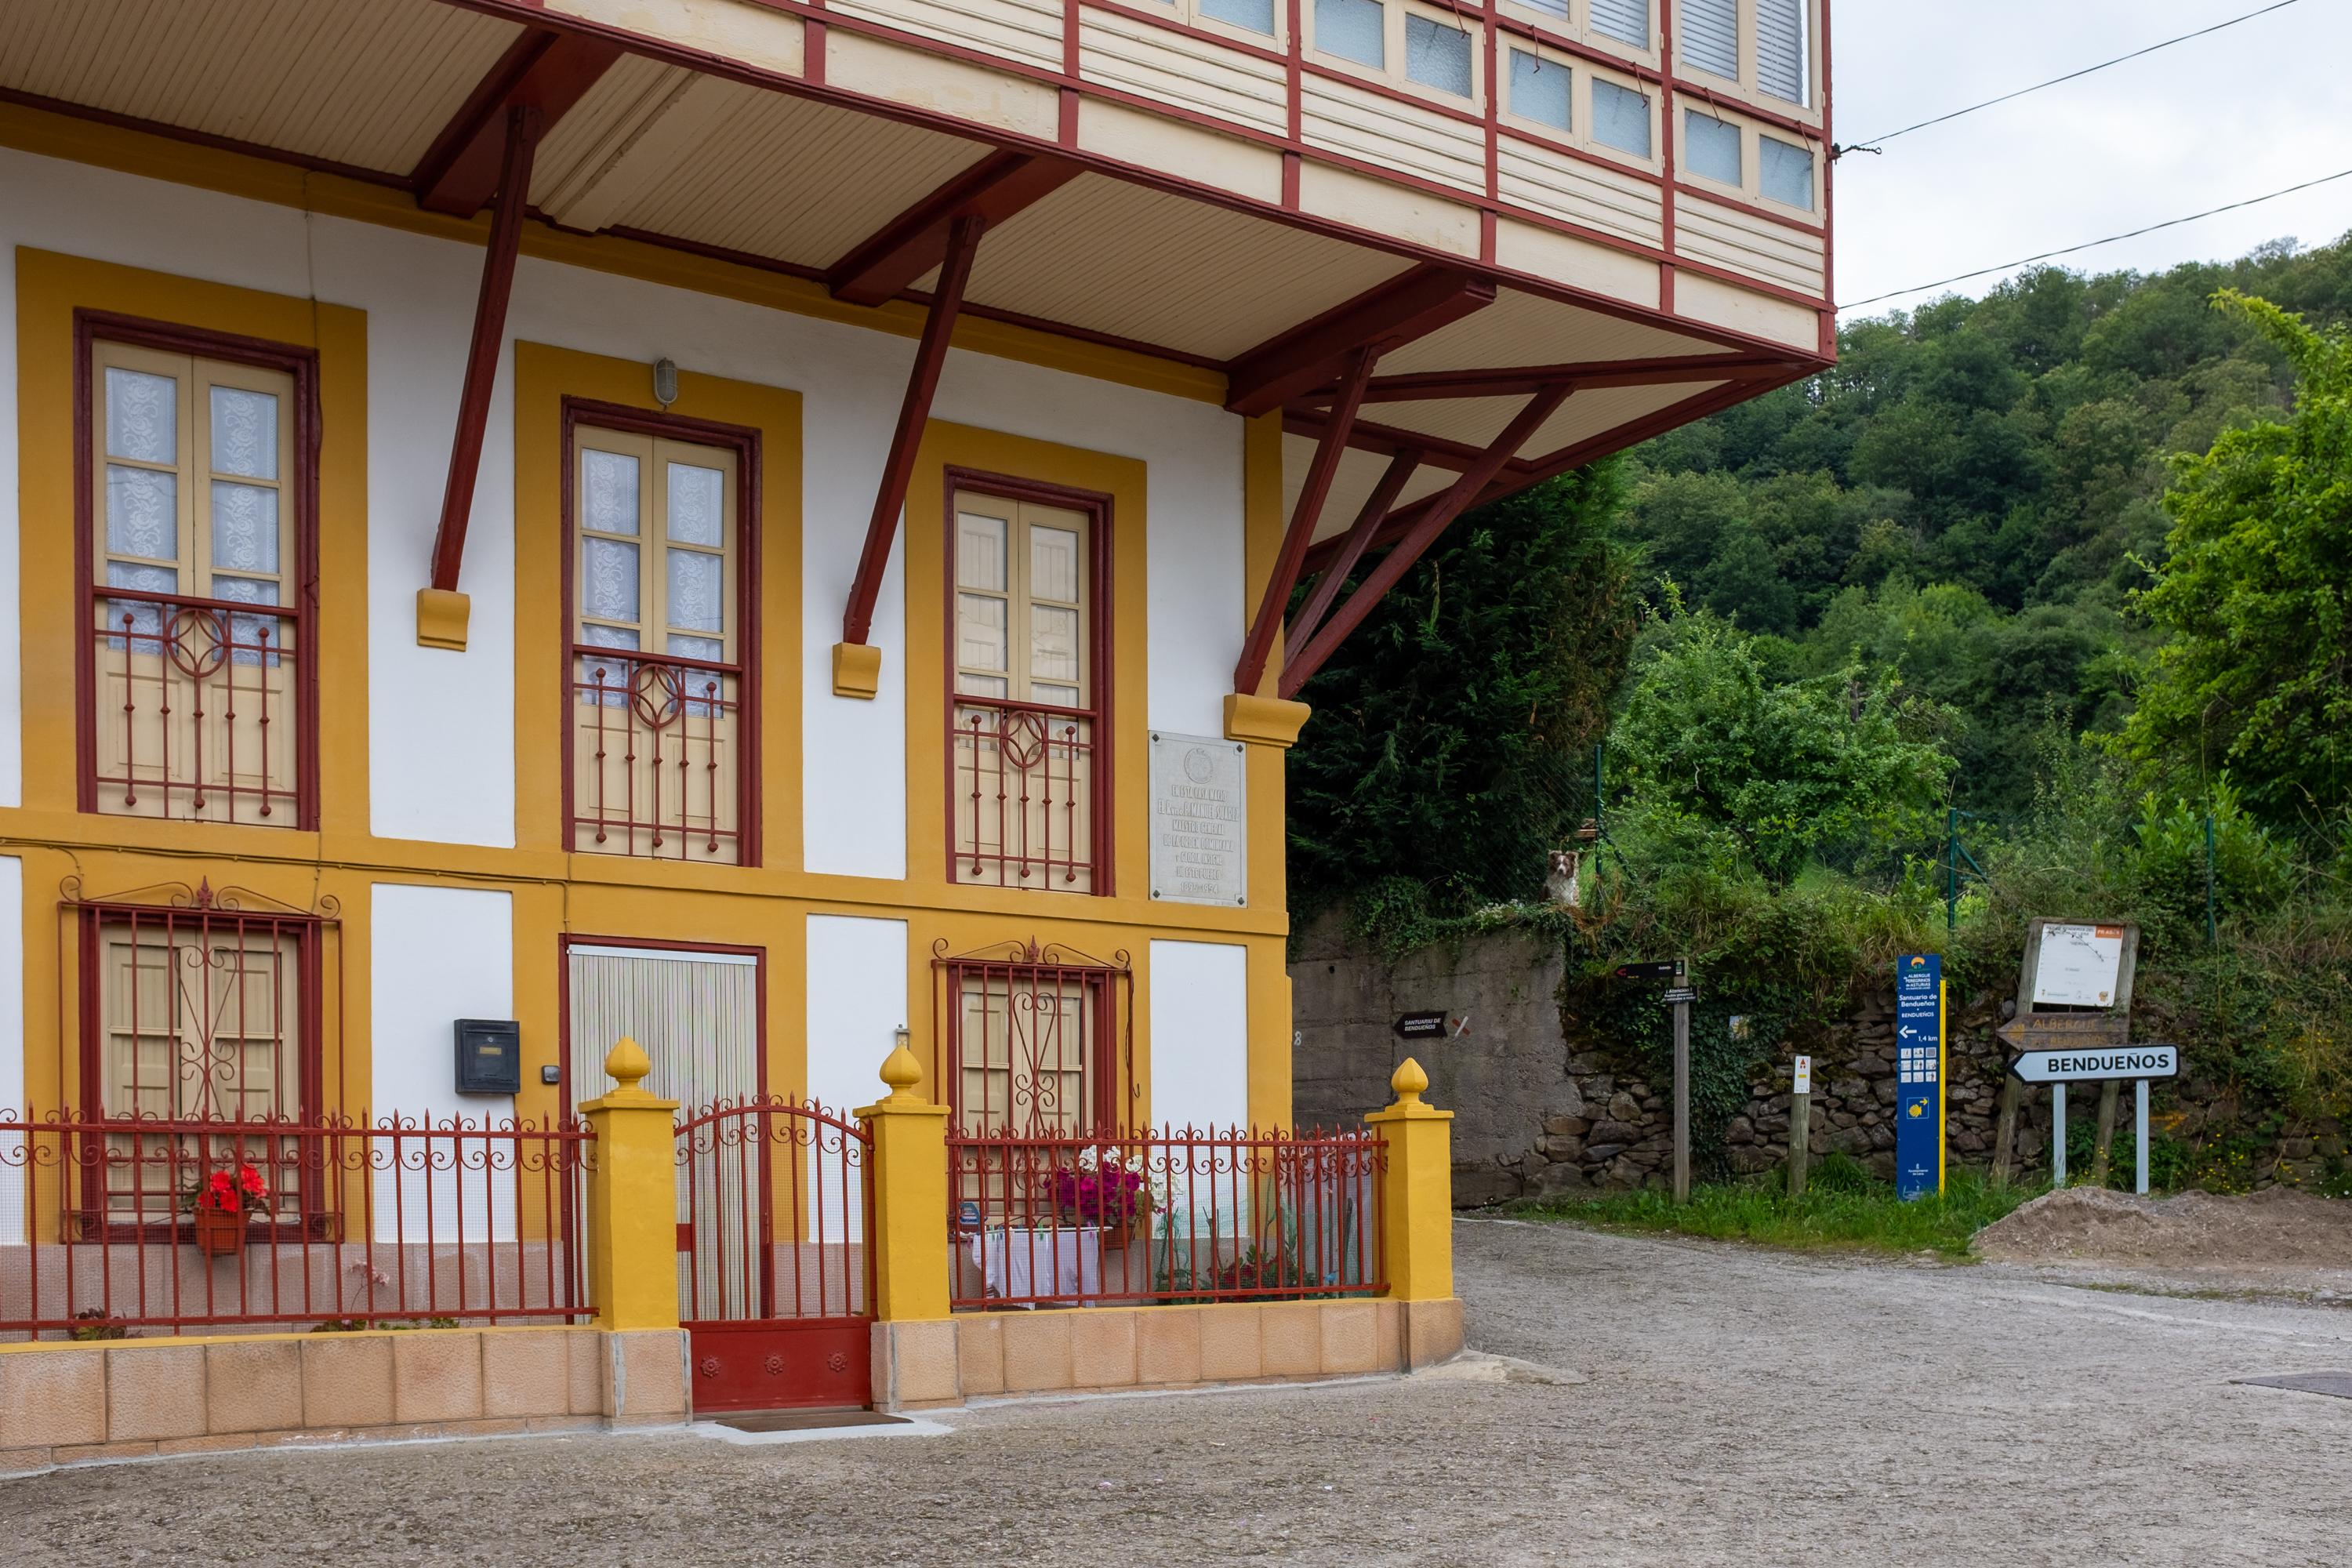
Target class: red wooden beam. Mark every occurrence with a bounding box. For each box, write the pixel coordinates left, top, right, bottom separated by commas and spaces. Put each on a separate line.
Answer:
842, 215, 985, 645
1232, 347, 1377, 695
412, 27, 620, 216
826, 151, 1080, 307
1283, 447, 1420, 670
1224, 267, 1494, 417
1294, 366, 1806, 576
1279, 387, 1570, 699
1298, 353, 1791, 404
428, 106, 541, 596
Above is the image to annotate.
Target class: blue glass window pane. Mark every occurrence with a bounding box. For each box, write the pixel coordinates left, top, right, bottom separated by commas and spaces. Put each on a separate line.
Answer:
1316, 0, 1385, 67
1684, 110, 1742, 185
1200, 0, 1276, 34
1591, 79, 1651, 158
1405, 14, 1472, 97
1759, 135, 1815, 210
1510, 50, 1570, 132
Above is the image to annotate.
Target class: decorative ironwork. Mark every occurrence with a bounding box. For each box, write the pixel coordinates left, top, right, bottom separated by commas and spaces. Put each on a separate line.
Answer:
0, 1109, 593, 1340
946, 1123, 1386, 1311
671, 1096, 873, 1327
90, 589, 300, 826
931, 939, 1135, 1138
570, 648, 742, 863
951, 695, 1096, 892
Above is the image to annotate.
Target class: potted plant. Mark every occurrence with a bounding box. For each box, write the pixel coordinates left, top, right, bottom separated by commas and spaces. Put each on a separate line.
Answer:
1050, 1145, 1149, 1247
180, 1163, 271, 1257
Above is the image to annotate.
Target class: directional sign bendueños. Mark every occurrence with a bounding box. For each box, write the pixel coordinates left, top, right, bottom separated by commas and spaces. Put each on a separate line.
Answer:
1894, 953, 1944, 1202
2012, 1045, 2178, 1084
1392, 1011, 1448, 1040
1614, 961, 1682, 982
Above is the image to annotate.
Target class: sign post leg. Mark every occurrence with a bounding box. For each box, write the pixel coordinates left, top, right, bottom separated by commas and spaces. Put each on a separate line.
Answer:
2135, 1078, 2150, 1196
1671, 996, 1690, 1206
2052, 1083, 2067, 1187
1788, 1090, 1810, 1199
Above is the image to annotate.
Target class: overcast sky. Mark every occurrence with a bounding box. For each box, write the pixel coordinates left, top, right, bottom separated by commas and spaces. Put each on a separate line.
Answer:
1829, 0, 2352, 318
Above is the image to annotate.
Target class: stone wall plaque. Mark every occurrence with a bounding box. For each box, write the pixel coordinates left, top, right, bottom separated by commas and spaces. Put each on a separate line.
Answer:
1149, 731, 1247, 906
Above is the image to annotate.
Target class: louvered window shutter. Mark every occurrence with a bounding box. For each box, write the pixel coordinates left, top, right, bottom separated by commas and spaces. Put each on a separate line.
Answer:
1591, 0, 1649, 48
1680, 0, 1738, 80
1758, 0, 1807, 103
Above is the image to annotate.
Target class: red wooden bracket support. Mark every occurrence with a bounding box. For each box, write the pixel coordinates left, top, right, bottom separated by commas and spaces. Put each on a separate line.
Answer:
1279, 386, 1570, 699
841, 214, 985, 646
1231, 346, 1377, 696
1283, 447, 1421, 670
428, 105, 540, 597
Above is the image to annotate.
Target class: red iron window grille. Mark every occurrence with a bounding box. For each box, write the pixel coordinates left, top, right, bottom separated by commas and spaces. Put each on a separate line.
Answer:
80, 323, 317, 828
948, 484, 1109, 893
936, 942, 1131, 1141
564, 405, 759, 864
76, 898, 321, 1225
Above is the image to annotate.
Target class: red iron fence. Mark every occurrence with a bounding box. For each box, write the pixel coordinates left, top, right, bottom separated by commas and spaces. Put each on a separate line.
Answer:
570, 646, 743, 863
947, 1125, 1385, 1309
90, 591, 302, 826
0, 1109, 592, 1340
949, 696, 1097, 891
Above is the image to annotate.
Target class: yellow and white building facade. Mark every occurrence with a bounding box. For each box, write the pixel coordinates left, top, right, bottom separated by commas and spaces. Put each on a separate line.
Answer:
0, 0, 1835, 1221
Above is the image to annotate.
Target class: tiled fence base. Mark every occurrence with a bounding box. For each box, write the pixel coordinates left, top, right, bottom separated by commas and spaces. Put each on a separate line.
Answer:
874, 1298, 1466, 1410
0, 1325, 688, 1473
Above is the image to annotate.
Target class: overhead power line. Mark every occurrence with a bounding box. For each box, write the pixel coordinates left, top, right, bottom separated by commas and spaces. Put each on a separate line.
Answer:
1838, 164, 2352, 312
1838, 0, 2305, 154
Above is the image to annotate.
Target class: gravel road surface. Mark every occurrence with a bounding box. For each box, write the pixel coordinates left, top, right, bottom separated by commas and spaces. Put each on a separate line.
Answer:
9, 1218, 2350, 1566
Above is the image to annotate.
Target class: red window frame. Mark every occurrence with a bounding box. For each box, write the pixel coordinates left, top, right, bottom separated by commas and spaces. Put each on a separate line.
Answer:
558, 397, 764, 866
940, 468, 1116, 895
72, 310, 322, 829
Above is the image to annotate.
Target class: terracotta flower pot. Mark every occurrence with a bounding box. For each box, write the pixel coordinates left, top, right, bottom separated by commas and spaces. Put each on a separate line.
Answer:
191, 1207, 249, 1258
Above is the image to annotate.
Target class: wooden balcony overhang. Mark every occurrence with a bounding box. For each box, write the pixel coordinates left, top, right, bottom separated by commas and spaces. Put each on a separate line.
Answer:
2, 0, 1835, 688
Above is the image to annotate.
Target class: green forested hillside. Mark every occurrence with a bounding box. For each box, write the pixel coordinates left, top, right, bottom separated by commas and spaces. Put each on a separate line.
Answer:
1288, 234, 2352, 1169
1620, 236, 2352, 818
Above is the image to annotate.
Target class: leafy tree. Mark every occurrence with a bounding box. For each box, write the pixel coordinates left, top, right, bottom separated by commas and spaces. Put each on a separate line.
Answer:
1608, 611, 1955, 883
1287, 465, 1636, 910
2125, 292, 2352, 829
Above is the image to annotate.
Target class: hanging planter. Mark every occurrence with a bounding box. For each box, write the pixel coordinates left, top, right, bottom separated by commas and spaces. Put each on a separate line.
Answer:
191, 1205, 250, 1258
181, 1163, 272, 1257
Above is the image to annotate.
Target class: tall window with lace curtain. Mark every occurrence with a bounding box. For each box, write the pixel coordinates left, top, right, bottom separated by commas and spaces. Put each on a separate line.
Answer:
564, 410, 755, 864
84, 328, 312, 827
949, 484, 1109, 893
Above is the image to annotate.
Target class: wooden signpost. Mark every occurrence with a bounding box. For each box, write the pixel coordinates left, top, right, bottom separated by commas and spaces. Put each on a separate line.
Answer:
1991, 920, 2140, 1187
1788, 1054, 1813, 1198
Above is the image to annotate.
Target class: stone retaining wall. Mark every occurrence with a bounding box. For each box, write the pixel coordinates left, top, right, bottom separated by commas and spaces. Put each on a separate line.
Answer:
1293, 915, 2347, 1203
0, 1325, 688, 1475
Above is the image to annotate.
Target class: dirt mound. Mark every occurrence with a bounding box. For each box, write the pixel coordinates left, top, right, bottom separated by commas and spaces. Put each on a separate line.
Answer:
1973, 1185, 2352, 1269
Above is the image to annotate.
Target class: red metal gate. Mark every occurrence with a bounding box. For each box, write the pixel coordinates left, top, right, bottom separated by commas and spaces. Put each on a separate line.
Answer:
674, 1098, 873, 1413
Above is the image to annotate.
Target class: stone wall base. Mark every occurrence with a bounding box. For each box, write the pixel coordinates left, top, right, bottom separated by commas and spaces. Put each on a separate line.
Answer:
871, 1298, 1465, 1411
0, 1324, 688, 1474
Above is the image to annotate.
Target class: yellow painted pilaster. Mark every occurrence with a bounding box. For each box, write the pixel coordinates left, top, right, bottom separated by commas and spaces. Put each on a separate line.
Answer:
1365, 1058, 1455, 1301
581, 1039, 681, 1332
856, 1042, 952, 1323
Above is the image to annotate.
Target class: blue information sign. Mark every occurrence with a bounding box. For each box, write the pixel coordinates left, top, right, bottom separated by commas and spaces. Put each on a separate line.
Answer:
1894, 953, 1944, 1202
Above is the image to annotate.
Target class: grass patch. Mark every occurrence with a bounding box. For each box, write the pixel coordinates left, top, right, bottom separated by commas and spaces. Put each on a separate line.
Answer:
1506, 1158, 2038, 1258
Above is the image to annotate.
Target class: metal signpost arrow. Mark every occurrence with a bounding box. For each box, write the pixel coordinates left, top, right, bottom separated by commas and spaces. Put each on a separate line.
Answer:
2004, 1038, 2177, 1194
1392, 1011, 1447, 1040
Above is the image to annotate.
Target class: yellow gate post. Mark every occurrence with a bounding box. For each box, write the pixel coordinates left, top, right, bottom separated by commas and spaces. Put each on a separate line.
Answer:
857, 1040, 959, 1408
1366, 1058, 1464, 1367
581, 1038, 688, 1425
